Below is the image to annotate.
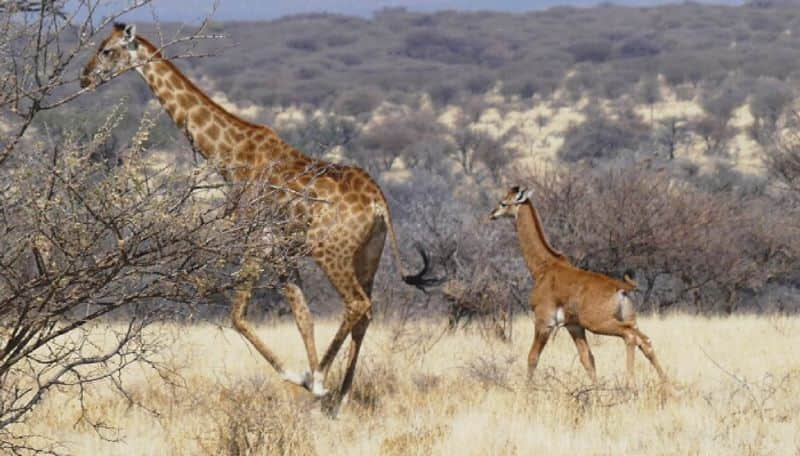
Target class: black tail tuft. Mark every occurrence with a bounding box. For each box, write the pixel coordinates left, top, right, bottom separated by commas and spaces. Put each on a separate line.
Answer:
402, 243, 444, 293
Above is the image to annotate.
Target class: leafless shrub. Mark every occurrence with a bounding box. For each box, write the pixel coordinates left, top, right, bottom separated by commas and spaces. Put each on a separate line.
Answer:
766, 111, 800, 200
446, 113, 517, 184
342, 355, 400, 413
286, 37, 321, 52
352, 106, 443, 173
388, 173, 527, 336
460, 354, 514, 391
0, 111, 306, 445
324, 33, 357, 47
654, 116, 689, 160
700, 347, 798, 420
527, 368, 638, 413
202, 380, 315, 456
566, 39, 612, 63
0, 3, 306, 450
690, 115, 737, 157
442, 268, 518, 340
277, 113, 360, 159
380, 423, 447, 456
557, 107, 648, 163
636, 75, 661, 124
429, 83, 460, 106
333, 88, 383, 116
749, 77, 792, 143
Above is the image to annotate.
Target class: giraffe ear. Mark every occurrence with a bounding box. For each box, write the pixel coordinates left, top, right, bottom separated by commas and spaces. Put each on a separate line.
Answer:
122, 24, 136, 43
122, 24, 139, 50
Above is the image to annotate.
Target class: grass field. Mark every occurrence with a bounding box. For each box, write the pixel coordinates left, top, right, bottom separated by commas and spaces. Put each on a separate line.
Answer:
17, 314, 800, 455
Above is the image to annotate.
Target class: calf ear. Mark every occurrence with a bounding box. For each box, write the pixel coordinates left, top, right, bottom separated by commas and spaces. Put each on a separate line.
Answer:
514, 187, 528, 203
524, 188, 534, 201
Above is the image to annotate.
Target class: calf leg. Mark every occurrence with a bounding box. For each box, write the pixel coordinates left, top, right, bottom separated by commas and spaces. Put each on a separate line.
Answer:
591, 319, 670, 385
625, 339, 636, 385
568, 325, 597, 383
528, 323, 553, 379
631, 327, 669, 384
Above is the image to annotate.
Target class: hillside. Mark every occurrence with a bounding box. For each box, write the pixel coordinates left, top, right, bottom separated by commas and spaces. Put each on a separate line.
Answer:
16, 1, 800, 315
57, 2, 800, 177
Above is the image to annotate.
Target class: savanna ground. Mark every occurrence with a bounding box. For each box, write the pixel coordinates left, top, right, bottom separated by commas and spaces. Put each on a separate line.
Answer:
17, 314, 800, 455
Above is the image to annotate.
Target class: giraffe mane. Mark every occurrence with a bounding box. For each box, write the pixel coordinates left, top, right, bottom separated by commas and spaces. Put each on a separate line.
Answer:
135, 35, 271, 133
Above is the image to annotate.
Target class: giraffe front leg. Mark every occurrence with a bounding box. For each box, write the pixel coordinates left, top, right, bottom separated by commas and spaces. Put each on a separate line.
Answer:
231, 261, 289, 379
282, 282, 327, 396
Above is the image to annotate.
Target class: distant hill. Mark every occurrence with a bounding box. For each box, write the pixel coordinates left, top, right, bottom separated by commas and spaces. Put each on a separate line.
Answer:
58, 0, 800, 171
115, 0, 747, 22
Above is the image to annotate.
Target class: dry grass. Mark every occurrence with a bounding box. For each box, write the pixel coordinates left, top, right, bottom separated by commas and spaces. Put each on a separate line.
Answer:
16, 314, 800, 455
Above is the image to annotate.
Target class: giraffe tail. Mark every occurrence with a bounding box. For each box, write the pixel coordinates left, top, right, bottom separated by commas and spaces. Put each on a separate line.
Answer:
380, 203, 443, 293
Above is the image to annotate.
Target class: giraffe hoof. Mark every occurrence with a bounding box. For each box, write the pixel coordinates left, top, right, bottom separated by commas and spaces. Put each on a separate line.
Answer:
321, 394, 346, 419
313, 386, 330, 398
280, 370, 306, 387
301, 371, 329, 397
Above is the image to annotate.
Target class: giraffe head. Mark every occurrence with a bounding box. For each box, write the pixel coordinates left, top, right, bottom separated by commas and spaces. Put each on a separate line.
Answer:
80, 23, 141, 89
489, 185, 532, 220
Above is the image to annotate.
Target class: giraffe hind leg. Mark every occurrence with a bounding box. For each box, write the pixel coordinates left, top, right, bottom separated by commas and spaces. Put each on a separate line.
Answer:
317, 274, 371, 380
329, 221, 385, 416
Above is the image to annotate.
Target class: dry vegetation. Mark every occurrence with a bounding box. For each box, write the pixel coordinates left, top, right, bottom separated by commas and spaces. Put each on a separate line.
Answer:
4, 1, 800, 453
13, 315, 800, 455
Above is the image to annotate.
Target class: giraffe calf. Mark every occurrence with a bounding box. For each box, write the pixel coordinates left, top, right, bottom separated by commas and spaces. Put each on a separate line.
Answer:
490, 186, 672, 387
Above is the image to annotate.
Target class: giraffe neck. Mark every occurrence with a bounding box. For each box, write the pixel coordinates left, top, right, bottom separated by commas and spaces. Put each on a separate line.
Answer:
515, 201, 564, 279
132, 37, 304, 178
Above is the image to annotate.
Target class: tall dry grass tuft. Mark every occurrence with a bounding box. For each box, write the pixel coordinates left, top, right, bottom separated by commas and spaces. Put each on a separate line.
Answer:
200, 381, 316, 456
12, 315, 800, 454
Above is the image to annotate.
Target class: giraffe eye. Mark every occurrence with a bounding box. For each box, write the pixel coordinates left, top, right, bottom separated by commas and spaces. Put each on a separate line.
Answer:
500, 203, 507, 207
102, 49, 113, 56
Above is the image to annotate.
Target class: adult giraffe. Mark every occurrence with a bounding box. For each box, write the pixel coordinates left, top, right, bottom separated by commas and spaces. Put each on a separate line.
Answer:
81, 23, 436, 415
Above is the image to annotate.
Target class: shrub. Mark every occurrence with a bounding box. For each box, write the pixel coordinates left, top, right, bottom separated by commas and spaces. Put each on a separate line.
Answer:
617, 35, 661, 59
325, 33, 358, 47
334, 89, 384, 116
557, 109, 648, 163
465, 73, 495, 95
566, 39, 612, 63
429, 83, 460, 106
286, 37, 321, 52
749, 77, 792, 126
332, 52, 363, 66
